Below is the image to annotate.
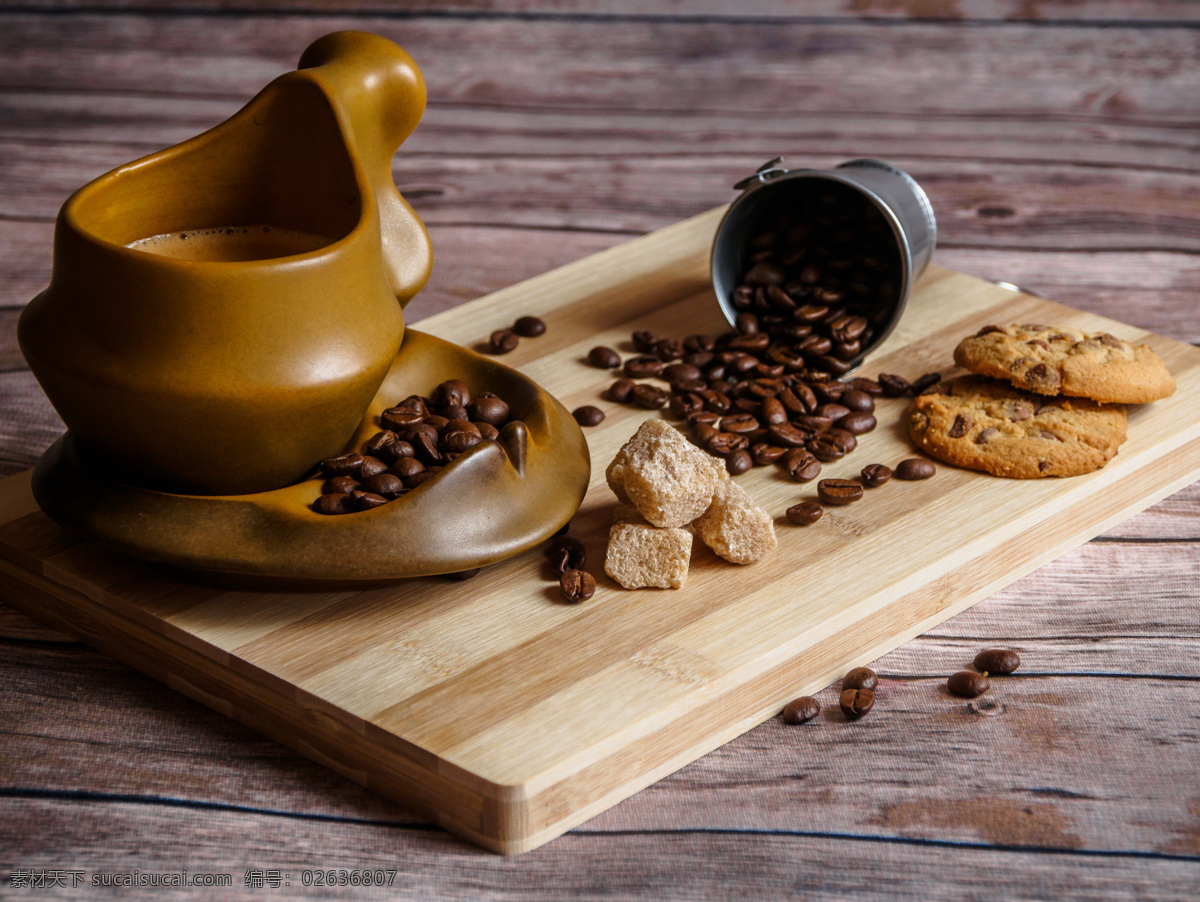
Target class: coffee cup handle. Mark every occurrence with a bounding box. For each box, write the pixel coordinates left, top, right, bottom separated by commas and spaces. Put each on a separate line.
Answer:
298, 31, 433, 308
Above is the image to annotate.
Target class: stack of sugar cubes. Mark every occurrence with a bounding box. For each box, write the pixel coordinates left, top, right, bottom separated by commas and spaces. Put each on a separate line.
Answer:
604, 419, 776, 589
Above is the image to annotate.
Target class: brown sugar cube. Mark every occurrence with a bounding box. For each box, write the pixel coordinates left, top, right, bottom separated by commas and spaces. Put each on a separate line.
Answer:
692, 479, 777, 565
606, 419, 726, 528
605, 521, 693, 589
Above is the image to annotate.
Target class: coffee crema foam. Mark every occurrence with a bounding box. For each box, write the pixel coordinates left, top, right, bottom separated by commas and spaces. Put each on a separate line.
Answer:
128, 225, 332, 262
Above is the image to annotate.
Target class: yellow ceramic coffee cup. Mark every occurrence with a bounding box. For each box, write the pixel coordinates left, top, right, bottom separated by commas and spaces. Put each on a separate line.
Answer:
19, 32, 432, 495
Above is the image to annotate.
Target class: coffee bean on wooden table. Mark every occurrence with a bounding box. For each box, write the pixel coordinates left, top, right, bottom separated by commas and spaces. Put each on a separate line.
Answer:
878, 373, 911, 396
624, 355, 663, 378
607, 378, 637, 403
895, 458, 936, 480
842, 667, 878, 692
909, 372, 942, 395
782, 696, 821, 724
818, 478, 863, 506
838, 411, 877, 435
725, 448, 753, 475
572, 405, 606, 427
840, 688, 875, 719
631, 329, 658, 353
948, 671, 990, 698
974, 648, 1021, 675
513, 315, 546, 337
560, 569, 596, 603
782, 449, 821, 482
489, 328, 518, 354
548, 535, 586, 575
860, 463, 892, 488
631, 384, 670, 409
786, 501, 824, 525
588, 346, 621, 368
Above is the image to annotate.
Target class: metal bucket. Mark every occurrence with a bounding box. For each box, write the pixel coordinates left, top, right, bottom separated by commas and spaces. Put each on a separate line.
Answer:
710, 157, 936, 375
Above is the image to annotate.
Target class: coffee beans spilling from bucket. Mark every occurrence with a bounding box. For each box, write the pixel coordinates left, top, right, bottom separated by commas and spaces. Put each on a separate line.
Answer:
729, 185, 903, 377
312, 379, 521, 514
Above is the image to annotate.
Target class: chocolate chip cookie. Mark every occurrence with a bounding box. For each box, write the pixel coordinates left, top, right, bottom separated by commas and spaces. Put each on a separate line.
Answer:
953, 323, 1175, 404
909, 376, 1127, 478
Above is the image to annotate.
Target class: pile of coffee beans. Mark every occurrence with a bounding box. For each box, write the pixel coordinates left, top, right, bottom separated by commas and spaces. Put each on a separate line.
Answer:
311, 379, 521, 515
728, 182, 903, 377
488, 314, 546, 354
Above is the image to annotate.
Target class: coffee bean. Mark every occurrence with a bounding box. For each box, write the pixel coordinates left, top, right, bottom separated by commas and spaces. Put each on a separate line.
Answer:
363, 473, 404, 498
381, 406, 424, 431
441, 430, 483, 454
364, 430, 397, 457
726, 448, 753, 475
489, 328, 518, 354
631, 329, 658, 353
818, 478, 863, 505
351, 490, 389, 511
782, 696, 821, 724
560, 569, 596, 603
894, 458, 936, 480
816, 403, 851, 422
631, 384, 670, 409
313, 492, 353, 515
359, 455, 389, 479
735, 312, 759, 335
909, 372, 941, 395
838, 412, 877, 435
842, 667, 878, 691
319, 452, 363, 478
948, 671, 990, 698
323, 475, 359, 495
588, 346, 621, 368
878, 373, 910, 396
840, 688, 875, 719
847, 378, 883, 397
663, 362, 702, 384
974, 648, 1020, 675
477, 422, 500, 442
786, 501, 823, 525
840, 389, 875, 413
654, 337, 684, 361
468, 394, 511, 428
720, 413, 761, 434
827, 428, 857, 454
807, 433, 845, 462
432, 379, 471, 410
782, 448, 821, 482
573, 405, 606, 427
767, 422, 811, 448
548, 535, 586, 575
392, 457, 425, 480
751, 443, 787, 466
707, 431, 749, 457
860, 463, 892, 487
624, 355, 663, 378
513, 315, 546, 337
608, 378, 637, 403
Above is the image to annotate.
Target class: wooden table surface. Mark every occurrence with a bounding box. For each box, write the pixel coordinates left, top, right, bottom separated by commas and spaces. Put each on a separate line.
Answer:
2, 2, 1198, 898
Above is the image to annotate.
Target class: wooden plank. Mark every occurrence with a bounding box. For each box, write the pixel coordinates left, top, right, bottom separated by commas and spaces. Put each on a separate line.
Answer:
0, 200, 1198, 853
9, 1, 1200, 22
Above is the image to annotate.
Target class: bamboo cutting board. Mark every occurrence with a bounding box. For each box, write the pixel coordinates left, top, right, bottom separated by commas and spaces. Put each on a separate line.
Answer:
3, 207, 1199, 855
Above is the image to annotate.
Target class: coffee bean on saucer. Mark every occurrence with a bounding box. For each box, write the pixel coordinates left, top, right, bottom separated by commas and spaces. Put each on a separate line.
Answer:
842, 667, 878, 692
782, 696, 821, 724
323, 476, 359, 495
358, 455, 389, 479
468, 393, 511, 427
974, 648, 1020, 675
560, 569, 596, 603
363, 430, 397, 457
363, 473, 405, 498
588, 346, 622, 368
312, 493, 353, 515
476, 422, 500, 441
895, 458, 936, 480
860, 464, 892, 488
351, 490, 389, 511
948, 671, 990, 698
489, 328, 518, 354
573, 405, 606, 427
818, 478, 863, 506
319, 452, 363, 478
840, 688, 875, 719
513, 315, 546, 337
786, 501, 823, 525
